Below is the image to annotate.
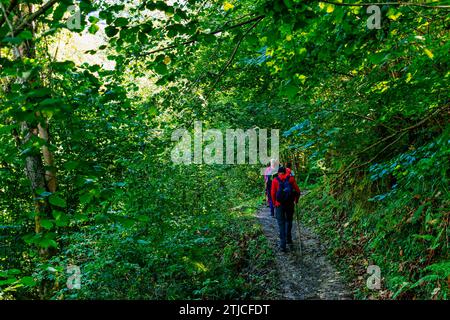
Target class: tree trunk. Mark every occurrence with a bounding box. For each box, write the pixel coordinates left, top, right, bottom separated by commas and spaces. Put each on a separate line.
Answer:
14, 3, 58, 299
7, 3, 58, 290
21, 121, 48, 234
38, 119, 57, 194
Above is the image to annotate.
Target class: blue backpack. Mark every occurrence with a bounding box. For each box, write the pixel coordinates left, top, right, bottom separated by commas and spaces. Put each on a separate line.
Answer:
276, 175, 294, 203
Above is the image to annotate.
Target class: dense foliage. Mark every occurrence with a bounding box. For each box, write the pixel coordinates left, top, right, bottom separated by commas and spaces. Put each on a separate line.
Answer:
0, 0, 449, 300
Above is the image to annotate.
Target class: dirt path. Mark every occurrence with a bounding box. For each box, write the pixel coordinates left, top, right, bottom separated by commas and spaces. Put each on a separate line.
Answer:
256, 205, 352, 300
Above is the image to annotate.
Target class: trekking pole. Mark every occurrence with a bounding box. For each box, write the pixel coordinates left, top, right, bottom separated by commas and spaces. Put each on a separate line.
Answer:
294, 201, 303, 261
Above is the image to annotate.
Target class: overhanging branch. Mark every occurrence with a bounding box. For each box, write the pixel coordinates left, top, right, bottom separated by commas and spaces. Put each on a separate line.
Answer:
140, 15, 265, 56
338, 104, 450, 176
318, 1, 450, 9
0, 0, 18, 29
8, 0, 58, 36
206, 16, 264, 98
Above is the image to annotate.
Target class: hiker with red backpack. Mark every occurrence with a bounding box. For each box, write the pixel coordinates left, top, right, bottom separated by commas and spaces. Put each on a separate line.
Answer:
271, 166, 300, 252
264, 159, 279, 217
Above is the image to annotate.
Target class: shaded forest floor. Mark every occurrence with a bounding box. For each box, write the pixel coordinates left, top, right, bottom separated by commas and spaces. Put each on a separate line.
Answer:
256, 205, 352, 300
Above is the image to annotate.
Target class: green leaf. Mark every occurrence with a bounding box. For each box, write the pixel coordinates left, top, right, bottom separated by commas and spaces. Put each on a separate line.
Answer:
52, 3, 68, 22
115, 17, 129, 27
148, 106, 157, 116
105, 26, 119, 37
282, 84, 298, 99
113, 182, 126, 187
137, 215, 150, 222
55, 216, 69, 227
88, 23, 100, 34
52, 61, 76, 71
368, 52, 387, 65
411, 203, 426, 223
89, 16, 100, 24
410, 274, 440, 289
39, 190, 52, 198
2, 37, 23, 44
39, 98, 61, 107
79, 192, 94, 204
387, 8, 402, 21
154, 62, 168, 75
425, 261, 450, 276
0, 278, 17, 286
8, 269, 21, 275
18, 31, 33, 40
413, 234, 434, 241
40, 219, 54, 230
63, 160, 80, 170
74, 213, 89, 222
138, 32, 148, 44
20, 276, 36, 287
37, 238, 58, 249
49, 195, 67, 208
94, 214, 108, 223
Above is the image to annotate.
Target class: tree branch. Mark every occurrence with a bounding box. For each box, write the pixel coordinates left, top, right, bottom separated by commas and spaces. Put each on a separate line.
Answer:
0, 1, 21, 56
140, 15, 265, 56
9, 0, 58, 36
0, 0, 18, 29
206, 16, 263, 98
322, 107, 397, 132
352, 131, 407, 171
0, 2, 15, 35
132, 2, 446, 57
318, 1, 450, 9
338, 104, 449, 176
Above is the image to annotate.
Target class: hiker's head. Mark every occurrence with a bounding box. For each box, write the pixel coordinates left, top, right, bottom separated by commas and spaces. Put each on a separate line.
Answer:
286, 162, 292, 169
270, 158, 279, 169
278, 166, 286, 174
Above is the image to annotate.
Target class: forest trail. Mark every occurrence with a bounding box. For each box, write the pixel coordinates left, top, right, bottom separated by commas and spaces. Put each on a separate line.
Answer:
256, 205, 352, 300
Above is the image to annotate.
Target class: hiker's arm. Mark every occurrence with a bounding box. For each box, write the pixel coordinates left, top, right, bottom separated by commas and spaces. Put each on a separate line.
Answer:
271, 179, 277, 205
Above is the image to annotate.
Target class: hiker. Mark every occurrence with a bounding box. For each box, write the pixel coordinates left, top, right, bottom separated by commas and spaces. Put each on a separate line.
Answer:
286, 162, 295, 177
271, 166, 300, 252
264, 159, 279, 217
